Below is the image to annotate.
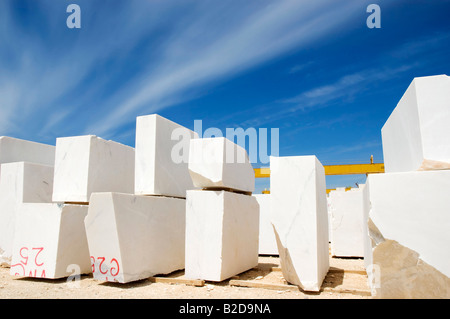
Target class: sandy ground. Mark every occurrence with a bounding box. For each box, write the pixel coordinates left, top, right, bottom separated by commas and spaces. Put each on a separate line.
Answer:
0, 255, 372, 300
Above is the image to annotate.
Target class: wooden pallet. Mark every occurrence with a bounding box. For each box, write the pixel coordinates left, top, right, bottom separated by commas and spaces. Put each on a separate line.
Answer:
230, 273, 371, 296
148, 270, 205, 287
148, 258, 371, 297
229, 279, 300, 292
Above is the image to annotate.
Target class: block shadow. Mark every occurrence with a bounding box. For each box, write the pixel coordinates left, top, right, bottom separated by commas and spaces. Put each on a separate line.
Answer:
98, 277, 153, 289
321, 267, 345, 289
12, 273, 92, 285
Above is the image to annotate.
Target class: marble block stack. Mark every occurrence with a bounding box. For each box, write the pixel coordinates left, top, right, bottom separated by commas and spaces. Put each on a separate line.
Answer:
85, 115, 196, 283
0, 137, 55, 267
270, 155, 329, 292
328, 186, 365, 258
185, 137, 259, 282
363, 74, 450, 298
10, 135, 134, 279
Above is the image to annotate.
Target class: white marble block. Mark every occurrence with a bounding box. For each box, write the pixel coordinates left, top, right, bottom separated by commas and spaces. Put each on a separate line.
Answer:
0, 136, 55, 177
270, 155, 329, 292
52, 135, 135, 203
185, 190, 259, 281
253, 194, 278, 255
85, 192, 186, 283
135, 114, 197, 198
326, 195, 333, 242
382, 74, 450, 173
10, 203, 90, 279
0, 162, 54, 267
328, 186, 365, 257
188, 137, 255, 193
363, 171, 450, 298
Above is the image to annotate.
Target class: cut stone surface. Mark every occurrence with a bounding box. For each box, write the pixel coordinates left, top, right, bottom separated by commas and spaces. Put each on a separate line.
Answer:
371, 239, 450, 299
0, 162, 54, 267
381, 74, 450, 173
0, 136, 55, 177
270, 155, 329, 292
52, 135, 135, 203
328, 186, 365, 257
185, 190, 259, 282
188, 137, 255, 193
10, 203, 90, 279
363, 170, 450, 298
253, 194, 278, 255
135, 114, 198, 198
85, 192, 186, 283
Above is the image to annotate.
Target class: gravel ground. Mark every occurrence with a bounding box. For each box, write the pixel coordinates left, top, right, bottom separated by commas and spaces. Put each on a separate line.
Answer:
0, 256, 371, 300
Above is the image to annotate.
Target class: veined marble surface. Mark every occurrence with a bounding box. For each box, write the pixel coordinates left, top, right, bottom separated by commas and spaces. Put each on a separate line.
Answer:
364, 170, 450, 298
253, 194, 277, 255
0, 136, 55, 167
135, 114, 197, 198
85, 192, 186, 283
10, 203, 90, 279
188, 137, 255, 193
270, 155, 329, 292
185, 190, 259, 282
0, 136, 55, 180
52, 135, 135, 203
382, 74, 450, 173
0, 162, 54, 267
328, 186, 365, 257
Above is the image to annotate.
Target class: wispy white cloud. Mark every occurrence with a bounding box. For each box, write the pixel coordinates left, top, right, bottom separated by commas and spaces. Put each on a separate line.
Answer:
0, 0, 173, 140
283, 73, 366, 107
318, 140, 382, 157
289, 61, 315, 74
212, 60, 417, 133
0, 0, 402, 142
281, 64, 416, 111
83, 0, 364, 137
390, 31, 450, 60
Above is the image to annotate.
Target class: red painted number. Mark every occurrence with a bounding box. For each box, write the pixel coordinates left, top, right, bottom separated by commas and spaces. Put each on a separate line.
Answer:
11, 247, 46, 278
90, 256, 120, 280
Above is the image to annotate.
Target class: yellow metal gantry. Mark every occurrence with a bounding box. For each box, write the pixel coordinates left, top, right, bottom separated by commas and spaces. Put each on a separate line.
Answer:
255, 156, 385, 194
324, 163, 385, 175
254, 167, 271, 178
254, 163, 384, 178
325, 187, 352, 195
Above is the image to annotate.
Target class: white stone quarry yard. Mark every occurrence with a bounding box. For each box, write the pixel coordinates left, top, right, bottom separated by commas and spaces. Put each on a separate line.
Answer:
0, 253, 371, 299
0, 75, 449, 299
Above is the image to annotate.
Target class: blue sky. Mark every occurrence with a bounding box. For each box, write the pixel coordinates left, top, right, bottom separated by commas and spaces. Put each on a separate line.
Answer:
1, 0, 449, 193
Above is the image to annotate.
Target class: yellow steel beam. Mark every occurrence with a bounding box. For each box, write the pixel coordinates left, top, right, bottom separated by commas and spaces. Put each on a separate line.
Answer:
324, 163, 385, 175
326, 187, 352, 194
254, 163, 384, 178
254, 167, 271, 178
260, 187, 353, 195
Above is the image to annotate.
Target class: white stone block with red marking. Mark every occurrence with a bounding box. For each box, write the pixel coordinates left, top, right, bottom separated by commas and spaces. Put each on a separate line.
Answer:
0, 162, 54, 267
9, 203, 90, 279
85, 192, 186, 283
